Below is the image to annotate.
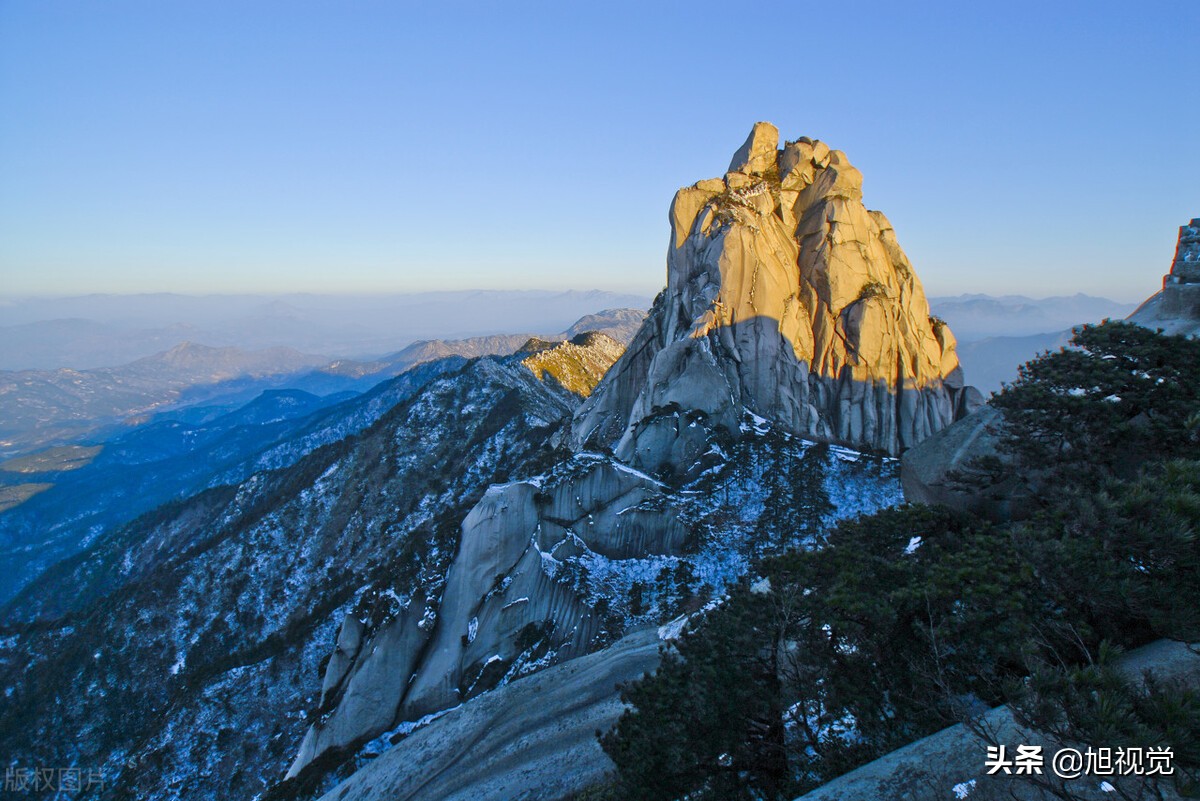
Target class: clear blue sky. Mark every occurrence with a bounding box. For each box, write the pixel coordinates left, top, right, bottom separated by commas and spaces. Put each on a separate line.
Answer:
1, 1, 1196, 301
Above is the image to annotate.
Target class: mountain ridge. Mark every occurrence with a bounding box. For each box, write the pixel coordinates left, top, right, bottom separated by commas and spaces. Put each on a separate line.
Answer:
0, 334, 633, 801
0, 308, 648, 461
0, 290, 654, 370
1, 125, 1002, 801
0, 312, 646, 609
281, 123, 973, 795
928, 292, 1138, 342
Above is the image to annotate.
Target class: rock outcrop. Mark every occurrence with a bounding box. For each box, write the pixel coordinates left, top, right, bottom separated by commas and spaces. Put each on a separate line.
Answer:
289, 425, 904, 787
315, 626, 666, 801
795, 639, 1200, 801
287, 455, 687, 777
284, 333, 672, 780
899, 406, 1023, 521
1128, 217, 1200, 337
573, 122, 979, 467
520, 332, 626, 397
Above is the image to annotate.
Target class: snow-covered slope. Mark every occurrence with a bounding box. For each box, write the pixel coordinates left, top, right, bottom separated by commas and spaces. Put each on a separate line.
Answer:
0, 346, 610, 801
0, 359, 463, 612
284, 410, 902, 793
282, 123, 967, 799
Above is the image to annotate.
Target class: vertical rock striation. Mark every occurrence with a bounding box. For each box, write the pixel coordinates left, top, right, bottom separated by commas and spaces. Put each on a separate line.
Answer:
573, 122, 979, 467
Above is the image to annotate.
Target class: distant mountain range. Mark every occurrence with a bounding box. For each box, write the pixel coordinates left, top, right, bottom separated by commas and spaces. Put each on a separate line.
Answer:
0, 309, 648, 606
0, 359, 459, 609
0, 343, 332, 458
0, 291, 1128, 401
0, 290, 653, 370
927, 293, 1139, 394
927, 292, 1137, 342
0, 308, 647, 459
955, 330, 1075, 395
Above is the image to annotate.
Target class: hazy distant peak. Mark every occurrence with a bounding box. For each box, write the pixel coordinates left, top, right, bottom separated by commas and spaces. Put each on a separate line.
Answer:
136, 341, 319, 370
516, 336, 565, 354
379, 308, 650, 374
568, 330, 618, 348
253, 299, 307, 319
565, 308, 647, 344
929, 291, 1131, 305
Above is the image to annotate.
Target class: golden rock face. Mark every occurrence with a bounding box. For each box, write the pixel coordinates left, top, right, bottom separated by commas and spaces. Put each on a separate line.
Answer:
670, 122, 957, 392
574, 123, 979, 462
520, 333, 626, 398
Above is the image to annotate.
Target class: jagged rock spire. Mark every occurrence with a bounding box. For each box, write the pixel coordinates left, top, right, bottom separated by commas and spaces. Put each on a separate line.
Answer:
573, 122, 980, 466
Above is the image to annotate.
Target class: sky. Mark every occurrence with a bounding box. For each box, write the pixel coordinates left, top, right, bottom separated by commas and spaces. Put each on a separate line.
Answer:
1, 1, 1196, 302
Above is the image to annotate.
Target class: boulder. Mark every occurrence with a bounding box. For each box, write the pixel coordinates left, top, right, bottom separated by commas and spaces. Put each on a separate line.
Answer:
795, 639, 1200, 801
727, 121, 779, 175
899, 406, 1019, 521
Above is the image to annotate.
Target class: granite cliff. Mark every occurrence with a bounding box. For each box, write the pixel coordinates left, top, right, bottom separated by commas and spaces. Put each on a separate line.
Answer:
573, 121, 980, 467
0, 119, 988, 801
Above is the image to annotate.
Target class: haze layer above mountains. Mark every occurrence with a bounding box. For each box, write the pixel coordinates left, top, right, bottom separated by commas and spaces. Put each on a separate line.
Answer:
2, 290, 1134, 372
0, 290, 653, 370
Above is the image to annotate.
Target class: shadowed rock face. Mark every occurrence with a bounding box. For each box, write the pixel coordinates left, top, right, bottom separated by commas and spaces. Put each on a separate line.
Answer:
282, 335, 672, 783
573, 122, 980, 463
899, 405, 1023, 522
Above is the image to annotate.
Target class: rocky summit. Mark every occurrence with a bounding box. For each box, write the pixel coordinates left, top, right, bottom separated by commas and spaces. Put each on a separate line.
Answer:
574, 122, 980, 465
